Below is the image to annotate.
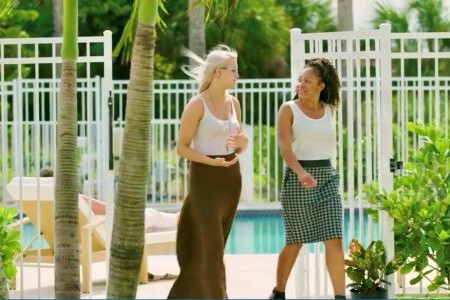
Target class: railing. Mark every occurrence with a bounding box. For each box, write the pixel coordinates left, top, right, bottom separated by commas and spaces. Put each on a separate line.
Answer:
2, 77, 449, 206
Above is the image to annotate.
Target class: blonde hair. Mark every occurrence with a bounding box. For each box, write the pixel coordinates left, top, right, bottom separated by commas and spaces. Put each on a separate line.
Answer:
182, 44, 237, 93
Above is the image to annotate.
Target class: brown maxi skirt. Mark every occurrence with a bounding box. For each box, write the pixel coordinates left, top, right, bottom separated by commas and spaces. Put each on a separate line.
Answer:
168, 154, 241, 299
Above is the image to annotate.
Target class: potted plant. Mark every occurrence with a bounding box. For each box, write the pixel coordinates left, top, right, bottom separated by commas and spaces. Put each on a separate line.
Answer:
345, 239, 398, 299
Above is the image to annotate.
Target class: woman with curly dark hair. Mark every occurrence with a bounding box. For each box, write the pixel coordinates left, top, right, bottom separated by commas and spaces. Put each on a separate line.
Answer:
269, 58, 346, 299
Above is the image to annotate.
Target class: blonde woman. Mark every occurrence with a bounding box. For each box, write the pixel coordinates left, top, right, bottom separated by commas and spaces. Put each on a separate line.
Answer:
168, 44, 248, 299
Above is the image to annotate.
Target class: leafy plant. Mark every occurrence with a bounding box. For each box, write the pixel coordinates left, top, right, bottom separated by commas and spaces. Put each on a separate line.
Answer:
345, 239, 398, 294
0, 205, 22, 290
364, 123, 450, 292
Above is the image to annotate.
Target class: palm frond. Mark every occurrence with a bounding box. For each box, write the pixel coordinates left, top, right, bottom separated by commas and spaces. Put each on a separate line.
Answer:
0, 0, 17, 18
113, 0, 166, 65
372, 2, 409, 32
195, 0, 238, 21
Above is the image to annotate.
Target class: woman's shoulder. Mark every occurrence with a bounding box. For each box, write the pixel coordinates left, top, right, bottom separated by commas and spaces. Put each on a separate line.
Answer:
278, 101, 295, 117
183, 94, 205, 117
186, 94, 205, 107
280, 100, 296, 111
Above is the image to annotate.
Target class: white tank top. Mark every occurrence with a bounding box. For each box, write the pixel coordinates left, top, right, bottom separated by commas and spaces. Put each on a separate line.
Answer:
192, 96, 240, 155
288, 100, 336, 160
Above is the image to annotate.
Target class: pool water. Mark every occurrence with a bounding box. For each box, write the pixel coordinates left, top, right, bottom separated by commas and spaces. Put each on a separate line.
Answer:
225, 209, 378, 254
19, 209, 378, 255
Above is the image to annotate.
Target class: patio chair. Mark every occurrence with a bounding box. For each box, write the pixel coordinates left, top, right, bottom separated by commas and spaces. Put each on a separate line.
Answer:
5, 177, 176, 293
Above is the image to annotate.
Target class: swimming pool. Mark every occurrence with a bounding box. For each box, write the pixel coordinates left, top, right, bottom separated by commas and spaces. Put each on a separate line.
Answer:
20, 209, 378, 255
225, 209, 379, 254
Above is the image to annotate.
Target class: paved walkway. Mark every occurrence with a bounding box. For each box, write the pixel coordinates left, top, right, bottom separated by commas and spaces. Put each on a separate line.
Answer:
10, 254, 296, 299
9, 254, 439, 299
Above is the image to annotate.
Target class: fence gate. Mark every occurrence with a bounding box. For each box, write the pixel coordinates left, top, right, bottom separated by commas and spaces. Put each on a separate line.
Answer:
0, 32, 113, 297
290, 24, 395, 298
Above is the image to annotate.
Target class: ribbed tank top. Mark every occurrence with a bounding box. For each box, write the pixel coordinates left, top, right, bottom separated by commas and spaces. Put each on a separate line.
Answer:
192, 96, 240, 155
288, 100, 336, 160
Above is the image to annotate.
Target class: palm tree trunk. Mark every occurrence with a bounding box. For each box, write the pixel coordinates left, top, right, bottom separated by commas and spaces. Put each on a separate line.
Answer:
107, 0, 157, 297
188, 0, 206, 63
54, 0, 80, 297
53, 0, 63, 37
337, 0, 353, 124
0, 259, 9, 299
337, 0, 353, 31
53, 0, 63, 77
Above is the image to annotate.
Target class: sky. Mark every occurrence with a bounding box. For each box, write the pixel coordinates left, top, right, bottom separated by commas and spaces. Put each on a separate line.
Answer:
333, 0, 450, 30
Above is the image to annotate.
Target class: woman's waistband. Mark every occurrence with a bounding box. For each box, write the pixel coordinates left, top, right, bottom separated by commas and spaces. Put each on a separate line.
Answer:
206, 153, 236, 161
298, 159, 331, 168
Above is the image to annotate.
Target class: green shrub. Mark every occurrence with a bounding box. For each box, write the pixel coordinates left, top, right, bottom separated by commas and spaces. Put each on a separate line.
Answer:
364, 123, 450, 292
0, 205, 21, 293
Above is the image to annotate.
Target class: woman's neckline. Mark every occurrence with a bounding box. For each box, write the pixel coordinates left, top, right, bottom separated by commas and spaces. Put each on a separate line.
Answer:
201, 94, 234, 121
294, 100, 326, 120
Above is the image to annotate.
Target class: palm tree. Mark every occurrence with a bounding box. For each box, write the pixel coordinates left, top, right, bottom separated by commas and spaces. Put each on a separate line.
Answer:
108, 0, 237, 296
54, 0, 80, 297
409, 0, 450, 32
372, 0, 450, 76
188, 0, 206, 63
372, 2, 409, 33
52, 0, 63, 37
0, 260, 8, 298
337, 0, 353, 31
106, 0, 158, 297
52, 0, 63, 65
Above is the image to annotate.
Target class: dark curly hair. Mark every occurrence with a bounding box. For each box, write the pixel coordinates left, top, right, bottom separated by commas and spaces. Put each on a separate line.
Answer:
303, 58, 341, 109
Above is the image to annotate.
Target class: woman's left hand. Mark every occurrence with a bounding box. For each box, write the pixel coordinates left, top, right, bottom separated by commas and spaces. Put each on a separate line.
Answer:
227, 129, 248, 152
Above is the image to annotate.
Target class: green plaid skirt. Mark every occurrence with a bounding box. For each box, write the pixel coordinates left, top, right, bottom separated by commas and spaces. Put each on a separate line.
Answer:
280, 160, 343, 244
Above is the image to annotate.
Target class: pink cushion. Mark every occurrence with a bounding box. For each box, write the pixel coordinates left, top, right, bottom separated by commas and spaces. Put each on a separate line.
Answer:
79, 194, 106, 215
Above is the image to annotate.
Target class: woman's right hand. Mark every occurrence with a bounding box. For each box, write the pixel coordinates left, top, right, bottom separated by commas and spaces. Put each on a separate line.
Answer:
296, 170, 317, 188
212, 156, 239, 167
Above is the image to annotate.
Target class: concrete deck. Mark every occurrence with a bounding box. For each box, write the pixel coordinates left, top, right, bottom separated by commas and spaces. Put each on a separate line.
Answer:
9, 254, 442, 299
10, 254, 295, 299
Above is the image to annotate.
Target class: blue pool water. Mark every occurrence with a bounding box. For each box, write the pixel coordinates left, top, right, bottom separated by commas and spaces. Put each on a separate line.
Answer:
20, 209, 378, 255
225, 209, 379, 254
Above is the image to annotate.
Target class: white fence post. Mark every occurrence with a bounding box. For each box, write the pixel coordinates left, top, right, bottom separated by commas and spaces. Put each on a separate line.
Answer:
239, 124, 253, 202
378, 23, 395, 299
100, 30, 114, 282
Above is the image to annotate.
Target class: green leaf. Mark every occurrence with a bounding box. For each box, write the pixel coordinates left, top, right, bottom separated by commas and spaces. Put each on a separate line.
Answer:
400, 262, 415, 275
427, 282, 439, 292
437, 230, 449, 242
409, 274, 423, 285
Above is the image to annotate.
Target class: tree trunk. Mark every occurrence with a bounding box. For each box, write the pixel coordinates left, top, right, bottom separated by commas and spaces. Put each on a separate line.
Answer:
54, 0, 80, 298
52, 0, 63, 37
52, 0, 63, 76
337, 0, 353, 31
337, 0, 353, 124
107, 0, 157, 297
0, 259, 9, 299
188, 0, 206, 64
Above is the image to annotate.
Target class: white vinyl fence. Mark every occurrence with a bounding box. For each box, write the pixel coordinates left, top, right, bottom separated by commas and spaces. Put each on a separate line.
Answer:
291, 24, 450, 298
